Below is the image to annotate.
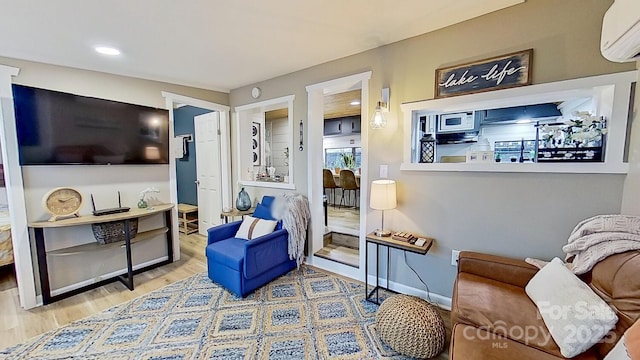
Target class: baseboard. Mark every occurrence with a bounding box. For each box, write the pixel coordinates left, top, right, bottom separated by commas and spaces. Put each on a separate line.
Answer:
367, 274, 452, 310
50, 256, 169, 297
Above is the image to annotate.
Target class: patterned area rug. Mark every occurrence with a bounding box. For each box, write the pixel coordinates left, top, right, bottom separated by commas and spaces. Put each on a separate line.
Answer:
1, 266, 417, 359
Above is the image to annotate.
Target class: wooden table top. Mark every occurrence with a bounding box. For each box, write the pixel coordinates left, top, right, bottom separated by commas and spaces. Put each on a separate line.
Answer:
366, 232, 434, 255
220, 208, 255, 217
29, 204, 174, 228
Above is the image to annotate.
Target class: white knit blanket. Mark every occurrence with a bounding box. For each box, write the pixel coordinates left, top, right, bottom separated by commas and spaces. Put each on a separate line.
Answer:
271, 193, 310, 268
563, 215, 640, 274
526, 215, 640, 274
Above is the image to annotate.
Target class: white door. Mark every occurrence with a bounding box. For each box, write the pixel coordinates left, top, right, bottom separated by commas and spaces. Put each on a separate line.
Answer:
194, 112, 222, 235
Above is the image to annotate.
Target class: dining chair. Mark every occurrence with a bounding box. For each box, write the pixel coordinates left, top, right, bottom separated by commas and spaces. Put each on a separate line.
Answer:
323, 169, 339, 208
339, 169, 359, 209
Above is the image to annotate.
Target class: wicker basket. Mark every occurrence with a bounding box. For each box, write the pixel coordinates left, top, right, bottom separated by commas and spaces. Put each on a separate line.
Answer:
91, 219, 138, 245
375, 294, 446, 358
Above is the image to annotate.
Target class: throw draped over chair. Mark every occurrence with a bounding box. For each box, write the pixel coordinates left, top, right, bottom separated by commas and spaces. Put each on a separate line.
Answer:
323, 169, 339, 208
339, 169, 359, 208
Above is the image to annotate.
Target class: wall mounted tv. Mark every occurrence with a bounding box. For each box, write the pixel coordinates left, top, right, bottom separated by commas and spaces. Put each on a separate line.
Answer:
12, 84, 170, 165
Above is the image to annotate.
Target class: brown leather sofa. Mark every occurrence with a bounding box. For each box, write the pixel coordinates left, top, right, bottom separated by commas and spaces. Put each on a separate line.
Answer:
450, 251, 640, 359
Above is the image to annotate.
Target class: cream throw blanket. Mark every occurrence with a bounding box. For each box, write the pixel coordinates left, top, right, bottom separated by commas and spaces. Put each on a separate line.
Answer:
271, 193, 310, 268
526, 215, 640, 274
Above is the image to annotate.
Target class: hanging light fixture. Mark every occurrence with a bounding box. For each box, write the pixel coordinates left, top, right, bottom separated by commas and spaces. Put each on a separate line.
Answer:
370, 88, 390, 129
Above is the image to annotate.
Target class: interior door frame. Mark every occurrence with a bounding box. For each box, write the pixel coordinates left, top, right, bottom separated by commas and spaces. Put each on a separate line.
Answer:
162, 92, 231, 253
193, 112, 223, 235
305, 71, 371, 281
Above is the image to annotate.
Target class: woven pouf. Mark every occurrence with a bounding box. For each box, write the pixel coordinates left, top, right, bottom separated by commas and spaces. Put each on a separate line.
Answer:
375, 294, 446, 359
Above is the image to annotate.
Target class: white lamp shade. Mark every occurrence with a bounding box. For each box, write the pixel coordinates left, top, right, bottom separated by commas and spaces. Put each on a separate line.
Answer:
370, 180, 397, 210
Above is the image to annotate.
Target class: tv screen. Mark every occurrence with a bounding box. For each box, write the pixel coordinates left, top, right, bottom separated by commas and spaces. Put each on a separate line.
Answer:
12, 84, 170, 165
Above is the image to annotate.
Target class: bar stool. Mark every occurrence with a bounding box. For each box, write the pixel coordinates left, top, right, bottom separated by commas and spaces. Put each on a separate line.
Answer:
323, 169, 339, 208
339, 169, 359, 208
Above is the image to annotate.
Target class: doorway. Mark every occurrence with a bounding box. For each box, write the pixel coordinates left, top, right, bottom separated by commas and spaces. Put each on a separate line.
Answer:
162, 92, 231, 247
316, 89, 362, 267
306, 72, 371, 281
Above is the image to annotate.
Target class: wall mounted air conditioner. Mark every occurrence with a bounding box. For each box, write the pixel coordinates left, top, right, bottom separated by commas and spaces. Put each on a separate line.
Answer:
601, 0, 640, 63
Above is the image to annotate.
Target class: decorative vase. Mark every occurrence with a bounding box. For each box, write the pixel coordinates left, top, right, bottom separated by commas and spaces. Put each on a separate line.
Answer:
236, 188, 251, 211
137, 199, 148, 209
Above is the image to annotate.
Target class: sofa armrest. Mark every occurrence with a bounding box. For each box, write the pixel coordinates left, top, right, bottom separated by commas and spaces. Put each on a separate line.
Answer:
207, 221, 242, 245
244, 229, 290, 279
458, 251, 539, 288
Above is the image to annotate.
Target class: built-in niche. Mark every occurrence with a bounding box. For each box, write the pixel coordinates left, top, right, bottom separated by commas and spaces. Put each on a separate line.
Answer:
401, 71, 637, 174
235, 95, 295, 189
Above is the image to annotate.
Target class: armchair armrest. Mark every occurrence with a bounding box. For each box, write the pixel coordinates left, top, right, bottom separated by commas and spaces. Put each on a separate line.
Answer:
244, 229, 290, 279
458, 251, 539, 288
207, 221, 242, 245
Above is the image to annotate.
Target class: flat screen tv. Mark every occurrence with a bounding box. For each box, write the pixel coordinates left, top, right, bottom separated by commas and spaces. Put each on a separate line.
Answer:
12, 84, 170, 165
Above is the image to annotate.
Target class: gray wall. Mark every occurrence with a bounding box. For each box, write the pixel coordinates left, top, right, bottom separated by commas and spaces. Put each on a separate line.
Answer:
229, 0, 634, 298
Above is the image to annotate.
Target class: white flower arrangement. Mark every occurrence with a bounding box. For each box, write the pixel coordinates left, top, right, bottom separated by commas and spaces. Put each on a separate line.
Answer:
139, 187, 160, 201
540, 111, 607, 148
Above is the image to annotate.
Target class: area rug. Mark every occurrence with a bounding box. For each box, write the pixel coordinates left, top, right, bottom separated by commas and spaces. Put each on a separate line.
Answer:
0, 265, 413, 359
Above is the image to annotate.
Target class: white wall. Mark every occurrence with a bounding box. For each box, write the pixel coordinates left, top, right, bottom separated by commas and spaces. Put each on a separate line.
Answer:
266, 117, 289, 175
0, 57, 228, 303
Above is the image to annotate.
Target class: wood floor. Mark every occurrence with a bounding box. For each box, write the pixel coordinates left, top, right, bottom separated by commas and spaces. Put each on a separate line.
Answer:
0, 232, 208, 350
0, 232, 452, 358
326, 205, 359, 236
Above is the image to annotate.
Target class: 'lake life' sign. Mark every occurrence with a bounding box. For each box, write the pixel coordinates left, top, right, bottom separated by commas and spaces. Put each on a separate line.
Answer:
435, 49, 533, 98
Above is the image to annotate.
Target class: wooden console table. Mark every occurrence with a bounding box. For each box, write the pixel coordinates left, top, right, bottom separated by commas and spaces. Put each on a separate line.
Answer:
365, 232, 434, 304
29, 204, 175, 305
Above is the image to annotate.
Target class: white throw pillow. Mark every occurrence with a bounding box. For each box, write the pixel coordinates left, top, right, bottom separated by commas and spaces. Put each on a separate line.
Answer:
525, 257, 618, 358
235, 216, 277, 240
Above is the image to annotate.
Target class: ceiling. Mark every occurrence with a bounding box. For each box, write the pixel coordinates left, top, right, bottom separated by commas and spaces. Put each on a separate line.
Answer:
0, 0, 523, 92
324, 90, 361, 119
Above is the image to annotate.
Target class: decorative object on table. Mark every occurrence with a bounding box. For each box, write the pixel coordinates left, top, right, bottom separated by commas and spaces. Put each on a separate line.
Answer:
235, 187, 252, 211
419, 133, 436, 163
538, 111, 607, 162
370, 179, 396, 237
252, 122, 261, 165
376, 294, 446, 358
370, 88, 390, 129
298, 119, 304, 151
138, 187, 159, 208
391, 231, 417, 243
435, 49, 533, 98
91, 219, 139, 245
42, 187, 83, 222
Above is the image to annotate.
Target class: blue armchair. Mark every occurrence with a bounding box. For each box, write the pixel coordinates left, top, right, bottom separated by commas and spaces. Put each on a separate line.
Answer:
205, 196, 296, 297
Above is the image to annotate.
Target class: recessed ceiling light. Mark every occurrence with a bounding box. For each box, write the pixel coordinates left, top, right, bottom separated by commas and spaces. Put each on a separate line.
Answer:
516, 119, 532, 124
95, 46, 121, 56
350, 100, 360, 106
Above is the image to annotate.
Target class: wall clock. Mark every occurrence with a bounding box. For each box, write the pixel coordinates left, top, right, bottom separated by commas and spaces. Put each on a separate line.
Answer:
42, 187, 83, 222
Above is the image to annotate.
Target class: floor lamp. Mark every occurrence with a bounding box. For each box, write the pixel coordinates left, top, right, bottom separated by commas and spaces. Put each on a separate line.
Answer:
370, 180, 396, 237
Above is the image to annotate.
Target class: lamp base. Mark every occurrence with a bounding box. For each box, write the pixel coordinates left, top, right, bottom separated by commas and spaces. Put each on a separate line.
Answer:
374, 229, 392, 237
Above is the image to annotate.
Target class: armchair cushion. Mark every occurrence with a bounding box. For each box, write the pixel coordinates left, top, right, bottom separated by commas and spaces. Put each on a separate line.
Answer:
253, 203, 275, 220
205, 238, 245, 271
235, 216, 277, 240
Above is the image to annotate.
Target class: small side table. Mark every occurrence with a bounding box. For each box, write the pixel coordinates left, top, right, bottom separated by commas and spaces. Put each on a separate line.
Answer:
178, 204, 199, 234
220, 208, 255, 223
365, 232, 434, 304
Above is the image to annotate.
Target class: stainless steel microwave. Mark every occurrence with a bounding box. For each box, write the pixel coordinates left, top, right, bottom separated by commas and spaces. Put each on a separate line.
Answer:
437, 112, 476, 133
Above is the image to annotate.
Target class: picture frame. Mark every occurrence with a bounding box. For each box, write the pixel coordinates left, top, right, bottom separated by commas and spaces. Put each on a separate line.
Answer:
252, 122, 261, 166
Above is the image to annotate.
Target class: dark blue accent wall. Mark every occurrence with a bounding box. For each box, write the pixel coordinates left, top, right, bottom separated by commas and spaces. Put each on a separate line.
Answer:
174, 106, 212, 206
